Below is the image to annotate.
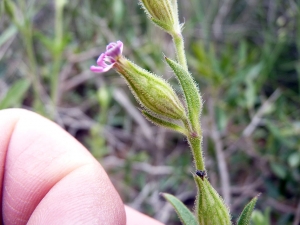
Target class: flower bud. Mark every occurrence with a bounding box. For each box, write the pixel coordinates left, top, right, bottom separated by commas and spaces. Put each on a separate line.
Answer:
139, 0, 180, 34
90, 41, 186, 121
115, 57, 186, 120
194, 175, 231, 225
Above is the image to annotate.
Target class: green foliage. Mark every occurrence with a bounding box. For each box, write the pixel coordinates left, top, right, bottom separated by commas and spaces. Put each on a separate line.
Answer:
3, 0, 17, 23
251, 208, 271, 225
0, 79, 30, 110
1, 0, 300, 224
117, 58, 187, 120
142, 110, 188, 135
161, 193, 198, 225
0, 25, 17, 47
165, 57, 202, 134
237, 196, 259, 225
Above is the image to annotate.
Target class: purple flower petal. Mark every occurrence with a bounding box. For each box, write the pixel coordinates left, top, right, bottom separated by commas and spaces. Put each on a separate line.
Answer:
90, 64, 114, 73
116, 40, 123, 53
91, 41, 123, 74
106, 41, 123, 58
106, 42, 116, 50
104, 55, 116, 64
96, 53, 106, 66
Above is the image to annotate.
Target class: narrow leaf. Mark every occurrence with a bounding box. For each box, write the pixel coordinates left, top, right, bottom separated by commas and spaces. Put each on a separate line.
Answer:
142, 110, 187, 135
165, 57, 201, 133
4, 0, 15, 19
237, 195, 259, 225
3, 0, 19, 26
161, 193, 198, 225
0, 79, 30, 109
34, 31, 56, 55
0, 25, 17, 47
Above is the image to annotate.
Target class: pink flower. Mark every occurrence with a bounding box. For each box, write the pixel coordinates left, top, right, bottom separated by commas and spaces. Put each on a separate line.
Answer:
90, 41, 123, 73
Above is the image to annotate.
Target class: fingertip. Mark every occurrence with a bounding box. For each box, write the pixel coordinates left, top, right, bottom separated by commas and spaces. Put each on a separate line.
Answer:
28, 164, 126, 225
125, 206, 164, 225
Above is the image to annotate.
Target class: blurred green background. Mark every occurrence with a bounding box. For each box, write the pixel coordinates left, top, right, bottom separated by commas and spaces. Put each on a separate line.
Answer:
1, 0, 300, 224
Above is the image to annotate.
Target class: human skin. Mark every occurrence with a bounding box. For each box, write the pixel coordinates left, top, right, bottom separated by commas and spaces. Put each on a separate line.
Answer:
0, 109, 163, 225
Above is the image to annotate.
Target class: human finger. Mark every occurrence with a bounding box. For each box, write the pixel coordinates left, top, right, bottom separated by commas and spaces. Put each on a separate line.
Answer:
0, 109, 125, 224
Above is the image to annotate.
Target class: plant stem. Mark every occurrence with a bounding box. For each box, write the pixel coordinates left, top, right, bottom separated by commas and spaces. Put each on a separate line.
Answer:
23, 25, 43, 109
50, 57, 61, 106
51, 0, 65, 107
188, 136, 205, 171
172, 32, 188, 70
173, 31, 204, 170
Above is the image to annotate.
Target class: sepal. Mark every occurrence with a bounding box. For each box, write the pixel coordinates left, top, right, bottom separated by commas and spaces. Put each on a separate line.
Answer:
142, 110, 188, 135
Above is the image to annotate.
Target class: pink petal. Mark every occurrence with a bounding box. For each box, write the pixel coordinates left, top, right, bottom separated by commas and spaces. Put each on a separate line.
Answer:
116, 41, 123, 53
106, 41, 123, 58
104, 55, 116, 64
90, 65, 105, 73
101, 64, 114, 72
106, 42, 117, 50
90, 64, 114, 73
96, 53, 106, 66
91, 41, 123, 74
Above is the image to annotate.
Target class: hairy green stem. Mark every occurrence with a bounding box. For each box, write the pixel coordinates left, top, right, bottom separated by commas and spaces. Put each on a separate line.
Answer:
174, 33, 204, 170
183, 118, 205, 170
172, 33, 188, 70
188, 136, 205, 171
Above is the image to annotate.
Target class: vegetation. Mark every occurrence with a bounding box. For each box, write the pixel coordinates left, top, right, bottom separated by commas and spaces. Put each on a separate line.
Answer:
1, 0, 300, 224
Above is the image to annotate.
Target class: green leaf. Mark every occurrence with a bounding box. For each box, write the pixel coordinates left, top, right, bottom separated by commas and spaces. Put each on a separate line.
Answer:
288, 152, 300, 168
216, 105, 227, 132
237, 195, 259, 225
165, 57, 201, 134
270, 163, 287, 179
161, 193, 198, 225
142, 110, 188, 135
0, 25, 17, 47
244, 78, 256, 109
251, 208, 271, 225
3, 0, 20, 26
0, 79, 31, 109
4, 0, 16, 19
251, 210, 265, 225
34, 31, 56, 55
112, 0, 124, 28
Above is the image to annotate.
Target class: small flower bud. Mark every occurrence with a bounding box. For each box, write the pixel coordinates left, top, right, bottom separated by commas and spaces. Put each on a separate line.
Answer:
115, 57, 186, 120
139, 0, 180, 34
